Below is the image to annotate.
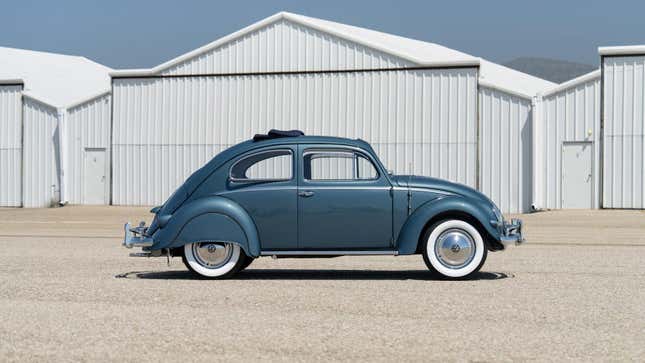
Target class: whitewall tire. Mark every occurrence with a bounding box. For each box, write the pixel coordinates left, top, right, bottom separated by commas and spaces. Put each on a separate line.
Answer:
422, 219, 487, 278
182, 242, 244, 278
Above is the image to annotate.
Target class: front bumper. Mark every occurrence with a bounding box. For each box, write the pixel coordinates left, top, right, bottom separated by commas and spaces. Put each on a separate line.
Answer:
123, 222, 153, 248
499, 218, 524, 248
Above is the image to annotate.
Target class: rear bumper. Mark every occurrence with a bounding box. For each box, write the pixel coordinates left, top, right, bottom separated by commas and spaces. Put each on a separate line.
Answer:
499, 218, 524, 248
123, 222, 153, 249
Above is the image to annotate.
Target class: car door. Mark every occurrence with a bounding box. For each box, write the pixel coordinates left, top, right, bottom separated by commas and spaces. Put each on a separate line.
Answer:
297, 145, 393, 249
221, 146, 298, 250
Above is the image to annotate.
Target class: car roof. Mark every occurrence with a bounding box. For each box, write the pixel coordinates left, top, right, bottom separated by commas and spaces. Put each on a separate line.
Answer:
232, 135, 373, 153
191, 135, 378, 184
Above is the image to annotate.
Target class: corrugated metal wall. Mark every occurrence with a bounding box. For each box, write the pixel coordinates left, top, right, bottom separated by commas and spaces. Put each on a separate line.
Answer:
535, 74, 600, 209
65, 93, 112, 204
0, 85, 23, 207
479, 87, 532, 213
112, 68, 478, 205
603, 55, 645, 208
22, 97, 60, 208
161, 19, 412, 75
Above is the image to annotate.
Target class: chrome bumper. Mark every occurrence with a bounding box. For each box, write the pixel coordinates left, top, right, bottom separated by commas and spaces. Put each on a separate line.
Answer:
500, 218, 524, 248
123, 222, 153, 249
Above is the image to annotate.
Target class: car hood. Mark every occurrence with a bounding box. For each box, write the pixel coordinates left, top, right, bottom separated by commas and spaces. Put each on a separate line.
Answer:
391, 175, 493, 205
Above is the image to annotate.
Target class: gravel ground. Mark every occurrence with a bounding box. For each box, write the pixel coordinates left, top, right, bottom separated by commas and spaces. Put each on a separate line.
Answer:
0, 207, 644, 362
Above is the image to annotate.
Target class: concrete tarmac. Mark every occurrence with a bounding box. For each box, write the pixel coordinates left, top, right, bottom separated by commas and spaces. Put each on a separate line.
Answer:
0, 207, 643, 361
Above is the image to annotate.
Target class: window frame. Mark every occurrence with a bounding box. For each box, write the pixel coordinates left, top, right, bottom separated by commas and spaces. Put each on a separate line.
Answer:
228, 148, 295, 183
302, 147, 381, 182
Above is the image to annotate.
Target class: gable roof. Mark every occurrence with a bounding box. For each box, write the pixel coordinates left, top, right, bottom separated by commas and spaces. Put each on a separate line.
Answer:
111, 11, 555, 97
599, 45, 645, 56
289, 13, 555, 97
541, 69, 600, 98
479, 59, 556, 98
283, 13, 480, 68
0, 47, 112, 109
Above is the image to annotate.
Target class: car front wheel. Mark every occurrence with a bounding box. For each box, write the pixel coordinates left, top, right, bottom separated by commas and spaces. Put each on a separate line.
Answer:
182, 242, 246, 278
422, 219, 487, 279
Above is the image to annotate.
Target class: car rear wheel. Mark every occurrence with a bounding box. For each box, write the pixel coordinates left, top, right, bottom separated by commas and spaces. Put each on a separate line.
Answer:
422, 219, 487, 279
182, 242, 246, 278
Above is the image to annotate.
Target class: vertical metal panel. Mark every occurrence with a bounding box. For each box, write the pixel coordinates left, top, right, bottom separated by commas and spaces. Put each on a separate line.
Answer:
65, 93, 112, 204
603, 55, 645, 208
22, 97, 59, 208
162, 19, 412, 75
537, 75, 600, 209
0, 85, 23, 206
479, 87, 532, 213
113, 68, 477, 205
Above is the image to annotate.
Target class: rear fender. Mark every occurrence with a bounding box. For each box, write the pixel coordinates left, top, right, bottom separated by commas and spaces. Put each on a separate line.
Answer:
151, 196, 260, 257
396, 196, 499, 255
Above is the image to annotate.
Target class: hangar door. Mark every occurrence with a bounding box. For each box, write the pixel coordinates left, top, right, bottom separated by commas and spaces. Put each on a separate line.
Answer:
0, 84, 23, 207
603, 55, 645, 208
83, 148, 107, 204
112, 68, 478, 205
561, 142, 593, 209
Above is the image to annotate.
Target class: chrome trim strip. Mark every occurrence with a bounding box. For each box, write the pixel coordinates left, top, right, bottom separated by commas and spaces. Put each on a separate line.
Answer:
391, 186, 455, 195
260, 250, 398, 256
293, 186, 390, 190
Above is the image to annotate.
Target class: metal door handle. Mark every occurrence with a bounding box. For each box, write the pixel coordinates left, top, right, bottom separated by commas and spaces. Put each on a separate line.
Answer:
298, 191, 315, 197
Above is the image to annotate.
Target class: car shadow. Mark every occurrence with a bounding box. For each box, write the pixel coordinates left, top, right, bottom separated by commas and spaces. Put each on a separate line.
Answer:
116, 269, 512, 281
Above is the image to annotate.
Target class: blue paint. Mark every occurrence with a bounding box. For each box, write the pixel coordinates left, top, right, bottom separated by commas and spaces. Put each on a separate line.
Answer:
146, 135, 504, 257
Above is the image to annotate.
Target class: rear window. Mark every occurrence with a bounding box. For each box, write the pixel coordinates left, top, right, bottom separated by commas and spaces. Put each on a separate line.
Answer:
230, 149, 293, 181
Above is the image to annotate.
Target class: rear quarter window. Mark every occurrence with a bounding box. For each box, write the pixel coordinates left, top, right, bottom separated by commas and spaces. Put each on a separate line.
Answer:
230, 149, 293, 181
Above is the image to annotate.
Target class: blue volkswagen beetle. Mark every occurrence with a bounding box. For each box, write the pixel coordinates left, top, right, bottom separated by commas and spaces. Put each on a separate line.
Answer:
124, 130, 523, 279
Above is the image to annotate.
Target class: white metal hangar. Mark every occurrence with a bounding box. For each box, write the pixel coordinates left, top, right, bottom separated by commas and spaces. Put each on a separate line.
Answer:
532, 45, 645, 210
599, 46, 645, 209
110, 11, 555, 213
5, 12, 641, 214
532, 70, 602, 210
0, 47, 112, 207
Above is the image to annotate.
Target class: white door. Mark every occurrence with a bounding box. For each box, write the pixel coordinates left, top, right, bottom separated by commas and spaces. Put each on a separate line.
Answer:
561, 142, 593, 209
84, 148, 107, 204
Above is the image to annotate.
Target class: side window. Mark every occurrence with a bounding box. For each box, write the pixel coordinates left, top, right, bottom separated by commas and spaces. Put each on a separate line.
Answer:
230, 149, 293, 181
304, 149, 378, 181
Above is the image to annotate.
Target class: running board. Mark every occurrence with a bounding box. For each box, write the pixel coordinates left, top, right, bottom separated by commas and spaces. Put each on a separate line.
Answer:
260, 250, 399, 256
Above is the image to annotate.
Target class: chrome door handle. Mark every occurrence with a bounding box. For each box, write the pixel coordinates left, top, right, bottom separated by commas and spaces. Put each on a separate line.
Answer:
298, 191, 315, 197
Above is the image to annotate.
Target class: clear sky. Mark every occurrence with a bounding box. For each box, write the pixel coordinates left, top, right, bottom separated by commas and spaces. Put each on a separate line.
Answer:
1, 0, 643, 69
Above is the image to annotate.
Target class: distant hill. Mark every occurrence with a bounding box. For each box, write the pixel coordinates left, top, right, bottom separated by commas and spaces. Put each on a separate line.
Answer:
503, 57, 596, 83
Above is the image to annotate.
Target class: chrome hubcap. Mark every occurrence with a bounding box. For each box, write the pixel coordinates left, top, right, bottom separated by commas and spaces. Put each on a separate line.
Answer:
192, 242, 233, 269
434, 229, 476, 269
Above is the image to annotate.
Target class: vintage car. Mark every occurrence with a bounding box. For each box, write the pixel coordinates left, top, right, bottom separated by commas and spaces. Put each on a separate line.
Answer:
124, 130, 523, 279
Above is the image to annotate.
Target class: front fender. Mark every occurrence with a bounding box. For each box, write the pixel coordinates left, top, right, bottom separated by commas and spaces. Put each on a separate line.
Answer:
396, 196, 499, 255
150, 196, 260, 257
